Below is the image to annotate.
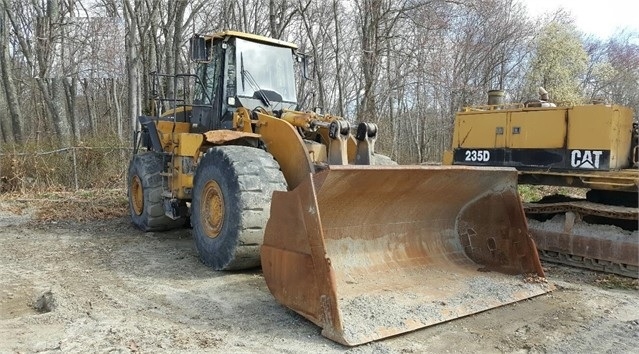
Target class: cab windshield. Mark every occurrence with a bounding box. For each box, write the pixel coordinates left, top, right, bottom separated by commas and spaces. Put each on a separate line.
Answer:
235, 38, 297, 104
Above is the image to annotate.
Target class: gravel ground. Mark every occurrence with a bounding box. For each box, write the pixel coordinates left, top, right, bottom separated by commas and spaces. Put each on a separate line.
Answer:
0, 200, 638, 353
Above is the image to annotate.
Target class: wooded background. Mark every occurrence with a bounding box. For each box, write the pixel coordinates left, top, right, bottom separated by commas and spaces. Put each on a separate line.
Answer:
0, 0, 637, 164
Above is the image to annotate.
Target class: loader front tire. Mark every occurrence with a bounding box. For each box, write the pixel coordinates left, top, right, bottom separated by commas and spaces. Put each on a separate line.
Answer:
191, 146, 287, 270
128, 152, 185, 231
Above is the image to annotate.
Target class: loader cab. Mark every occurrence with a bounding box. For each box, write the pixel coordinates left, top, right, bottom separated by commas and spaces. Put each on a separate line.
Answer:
190, 31, 300, 132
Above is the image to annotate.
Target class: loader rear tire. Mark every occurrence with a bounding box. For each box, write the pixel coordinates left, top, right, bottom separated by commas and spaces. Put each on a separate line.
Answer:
128, 152, 185, 231
191, 146, 287, 270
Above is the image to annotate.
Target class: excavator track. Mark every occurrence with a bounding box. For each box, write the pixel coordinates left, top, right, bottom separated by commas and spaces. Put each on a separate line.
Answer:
537, 249, 638, 278
524, 201, 638, 278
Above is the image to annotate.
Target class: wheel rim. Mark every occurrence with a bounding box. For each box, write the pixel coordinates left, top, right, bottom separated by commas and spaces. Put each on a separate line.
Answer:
202, 180, 224, 239
131, 175, 144, 216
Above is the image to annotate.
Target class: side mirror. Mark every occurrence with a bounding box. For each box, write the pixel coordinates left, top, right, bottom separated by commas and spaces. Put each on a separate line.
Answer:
190, 35, 209, 62
297, 53, 313, 81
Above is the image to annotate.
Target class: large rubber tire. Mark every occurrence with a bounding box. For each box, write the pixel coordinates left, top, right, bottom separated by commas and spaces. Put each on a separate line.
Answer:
371, 153, 398, 165
128, 152, 185, 231
191, 146, 287, 270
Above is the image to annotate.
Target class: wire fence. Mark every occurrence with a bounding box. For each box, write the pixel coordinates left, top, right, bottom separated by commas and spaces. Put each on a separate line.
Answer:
0, 146, 134, 193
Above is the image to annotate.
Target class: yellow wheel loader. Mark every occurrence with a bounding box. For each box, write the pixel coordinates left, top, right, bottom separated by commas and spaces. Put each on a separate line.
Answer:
127, 31, 552, 346
444, 90, 639, 278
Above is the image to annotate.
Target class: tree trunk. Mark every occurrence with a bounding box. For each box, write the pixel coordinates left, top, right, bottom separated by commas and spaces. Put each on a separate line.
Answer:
356, 0, 383, 123
113, 78, 123, 140
332, 0, 344, 117
298, 1, 325, 109
124, 0, 141, 135
82, 79, 97, 136
0, 0, 22, 143
49, 78, 71, 146
64, 77, 80, 144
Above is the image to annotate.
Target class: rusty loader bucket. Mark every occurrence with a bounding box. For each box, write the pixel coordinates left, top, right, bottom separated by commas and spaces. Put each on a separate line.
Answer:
261, 166, 553, 346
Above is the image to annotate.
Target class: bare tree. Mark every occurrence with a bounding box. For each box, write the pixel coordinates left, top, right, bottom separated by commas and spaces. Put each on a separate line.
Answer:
0, 0, 22, 143
269, 0, 297, 39
0, 0, 635, 166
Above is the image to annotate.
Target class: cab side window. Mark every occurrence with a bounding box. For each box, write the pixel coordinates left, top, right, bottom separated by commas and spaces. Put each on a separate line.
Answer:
194, 43, 222, 104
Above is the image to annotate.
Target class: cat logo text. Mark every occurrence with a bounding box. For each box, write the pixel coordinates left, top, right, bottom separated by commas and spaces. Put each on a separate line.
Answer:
570, 150, 603, 169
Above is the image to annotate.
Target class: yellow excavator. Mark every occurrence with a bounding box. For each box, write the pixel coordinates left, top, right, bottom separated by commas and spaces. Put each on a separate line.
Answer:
444, 90, 638, 278
127, 31, 552, 346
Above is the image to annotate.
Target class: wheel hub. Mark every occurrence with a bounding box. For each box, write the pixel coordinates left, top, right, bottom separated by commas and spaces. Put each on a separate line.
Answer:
131, 175, 144, 216
202, 180, 224, 239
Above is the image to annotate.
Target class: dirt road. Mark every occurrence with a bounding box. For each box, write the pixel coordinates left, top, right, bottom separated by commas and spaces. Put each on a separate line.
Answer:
1, 200, 638, 353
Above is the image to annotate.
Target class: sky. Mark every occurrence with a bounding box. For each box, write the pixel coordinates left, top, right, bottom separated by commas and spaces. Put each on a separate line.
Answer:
521, 0, 639, 39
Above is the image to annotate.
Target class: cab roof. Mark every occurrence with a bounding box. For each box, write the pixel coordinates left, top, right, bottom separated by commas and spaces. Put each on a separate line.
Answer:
207, 30, 298, 50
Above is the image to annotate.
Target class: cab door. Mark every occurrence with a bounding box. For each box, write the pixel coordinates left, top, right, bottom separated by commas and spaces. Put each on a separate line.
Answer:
191, 43, 223, 132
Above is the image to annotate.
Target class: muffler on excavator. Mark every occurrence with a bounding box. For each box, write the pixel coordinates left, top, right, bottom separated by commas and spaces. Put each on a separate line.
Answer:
261, 165, 553, 346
